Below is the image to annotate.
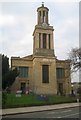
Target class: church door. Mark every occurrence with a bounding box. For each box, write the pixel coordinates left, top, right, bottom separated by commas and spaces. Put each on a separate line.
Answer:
21, 82, 26, 94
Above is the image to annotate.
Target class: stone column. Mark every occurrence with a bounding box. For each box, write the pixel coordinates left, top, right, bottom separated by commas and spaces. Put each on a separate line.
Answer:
41, 33, 43, 48
50, 33, 54, 49
47, 34, 49, 49
40, 33, 42, 48
36, 32, 39, 48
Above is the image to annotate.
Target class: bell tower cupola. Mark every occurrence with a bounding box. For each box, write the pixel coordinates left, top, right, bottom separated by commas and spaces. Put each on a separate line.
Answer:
37, 2, 49, 25
33, 3, 55, 57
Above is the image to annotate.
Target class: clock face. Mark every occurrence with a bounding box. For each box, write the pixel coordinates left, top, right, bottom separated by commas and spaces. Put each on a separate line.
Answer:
42, 23, 48, 27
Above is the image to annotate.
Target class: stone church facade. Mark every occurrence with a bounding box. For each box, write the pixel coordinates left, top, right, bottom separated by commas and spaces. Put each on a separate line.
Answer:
11, 3, 71, 95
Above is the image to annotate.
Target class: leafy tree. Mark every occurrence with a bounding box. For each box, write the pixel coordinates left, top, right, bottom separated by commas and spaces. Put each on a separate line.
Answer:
2, 54, 9, 89
69, 47, 81, 72
2, 54, 9, 76
2, 54, 19, 90
2, 68, 19, 90
0, 54, 2, 91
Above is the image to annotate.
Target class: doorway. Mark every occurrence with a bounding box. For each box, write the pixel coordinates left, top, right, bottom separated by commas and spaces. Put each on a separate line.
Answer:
58, 83, 63, 95
21, 82, 26, 94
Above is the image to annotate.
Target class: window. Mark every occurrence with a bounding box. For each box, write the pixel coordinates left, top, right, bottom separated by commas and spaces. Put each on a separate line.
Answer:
43, 33, 46, 48
42, 65, 49, 83
39, 33, 41, 48
39, 11, 41, 16
56, 68, 64, 79
48, 34, 50, 49
19, 67, 29, 78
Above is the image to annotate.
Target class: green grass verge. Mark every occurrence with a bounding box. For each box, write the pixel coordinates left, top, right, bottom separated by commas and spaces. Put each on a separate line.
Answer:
2, 93, 78, 109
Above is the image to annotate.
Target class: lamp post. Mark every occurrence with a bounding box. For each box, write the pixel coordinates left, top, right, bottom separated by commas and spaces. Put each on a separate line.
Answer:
28, 80, 29, 94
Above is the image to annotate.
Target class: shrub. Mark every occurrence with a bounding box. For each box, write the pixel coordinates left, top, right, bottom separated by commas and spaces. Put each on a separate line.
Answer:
2, 91, 7, 108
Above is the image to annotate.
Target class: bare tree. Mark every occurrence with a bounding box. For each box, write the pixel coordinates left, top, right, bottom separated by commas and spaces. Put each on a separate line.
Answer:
69, 47, 81, 72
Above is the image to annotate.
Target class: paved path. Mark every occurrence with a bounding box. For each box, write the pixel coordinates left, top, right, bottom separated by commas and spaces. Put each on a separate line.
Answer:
2, 102, 80, 116
3, 106, 80, 118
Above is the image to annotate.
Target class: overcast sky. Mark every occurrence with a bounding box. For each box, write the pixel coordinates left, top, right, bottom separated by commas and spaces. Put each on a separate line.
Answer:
0, 0, 80, 82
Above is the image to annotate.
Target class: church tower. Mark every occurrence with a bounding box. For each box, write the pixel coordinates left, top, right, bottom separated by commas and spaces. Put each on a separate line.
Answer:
33, 3, 57, 95
11, 3, 71, 95
33, 3, 55, 57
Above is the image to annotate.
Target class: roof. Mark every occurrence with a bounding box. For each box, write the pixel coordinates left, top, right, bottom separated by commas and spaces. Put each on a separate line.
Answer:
22, 54, 33, 60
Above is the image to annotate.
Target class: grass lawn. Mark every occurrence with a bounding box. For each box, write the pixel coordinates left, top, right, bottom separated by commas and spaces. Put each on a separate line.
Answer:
3, 93, 78, 109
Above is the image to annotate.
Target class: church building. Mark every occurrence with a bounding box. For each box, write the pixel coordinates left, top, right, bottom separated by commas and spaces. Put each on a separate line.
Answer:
11, 3, 71, 95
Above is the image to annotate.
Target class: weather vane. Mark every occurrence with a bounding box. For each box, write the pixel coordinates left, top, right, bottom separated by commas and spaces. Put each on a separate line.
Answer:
42, 2, 44, 7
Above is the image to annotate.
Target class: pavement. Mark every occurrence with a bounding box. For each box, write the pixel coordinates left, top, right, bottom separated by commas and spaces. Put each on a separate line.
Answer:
1, 102, 81, 116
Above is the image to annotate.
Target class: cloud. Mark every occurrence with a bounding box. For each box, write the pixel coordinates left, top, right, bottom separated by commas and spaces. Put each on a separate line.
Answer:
0, 15, 16, 27
0, 2, 79, 59
0, 0, 80, 3
0, 13, 35, 58
49, 2, 79, 60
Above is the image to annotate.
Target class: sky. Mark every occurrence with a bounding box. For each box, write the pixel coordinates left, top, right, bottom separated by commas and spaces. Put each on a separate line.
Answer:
0, 0, 80, 82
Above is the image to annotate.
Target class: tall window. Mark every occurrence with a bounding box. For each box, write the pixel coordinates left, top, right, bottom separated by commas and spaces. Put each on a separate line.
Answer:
42, 65, 49, 83
56, 68, 64, 79
43, 33, 46, 48
19, 67, 29, 78
48, 34, 50, 49
39, 33, 41, 48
